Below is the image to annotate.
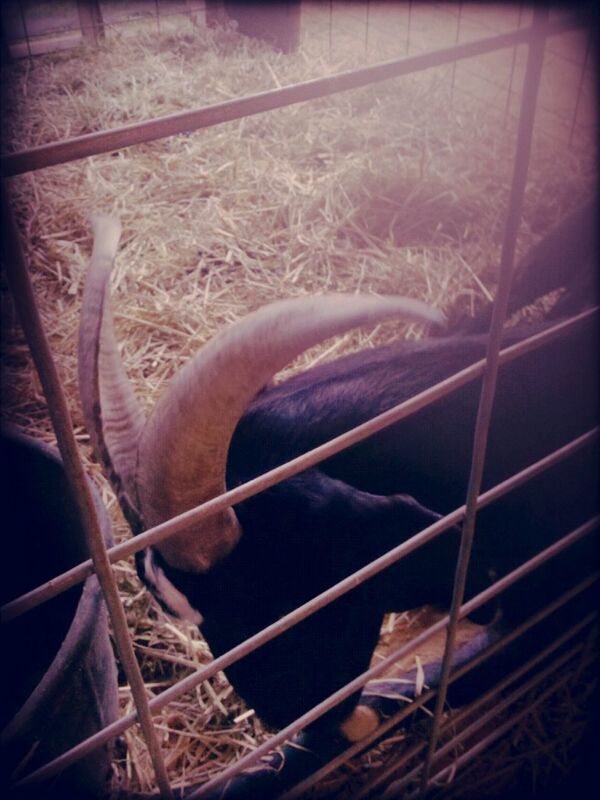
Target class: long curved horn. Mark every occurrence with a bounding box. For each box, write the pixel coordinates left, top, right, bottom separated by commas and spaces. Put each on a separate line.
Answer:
79, 215, 445, 573
78, 214, 145, 531
137, 293, 444, 572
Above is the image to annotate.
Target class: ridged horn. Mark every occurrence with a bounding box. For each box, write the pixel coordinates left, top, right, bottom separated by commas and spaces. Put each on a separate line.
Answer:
79, 214, 445, 574
78, 214, 145, 531
137, 292, 445, 572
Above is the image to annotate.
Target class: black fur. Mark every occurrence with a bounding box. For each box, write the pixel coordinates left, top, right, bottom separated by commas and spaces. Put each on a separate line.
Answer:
144, 203, 599, 742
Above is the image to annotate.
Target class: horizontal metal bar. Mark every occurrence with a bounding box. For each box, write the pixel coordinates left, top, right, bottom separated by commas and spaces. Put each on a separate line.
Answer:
422, 6, 549, 787
0, 16, 578, 177
185, 520, 599, 799
379, 617, 597, 799
285, 581, 599, 800
1, 181, 174, 797
14, 516, 597, 791
2, 308, 596, 623
419, 643, 598, 800
405, 644, 591, 799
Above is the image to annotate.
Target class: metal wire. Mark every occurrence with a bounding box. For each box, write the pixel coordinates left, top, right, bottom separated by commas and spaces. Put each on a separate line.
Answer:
569, 31, 592, 147
378, 616, 597, 798
503, 3, 524, 127
2, 8, 596, 798
403, 644, 593, 800
1, 181, 174, 800
0, 16, 579, 178
419, 7, 549, 793
3, 312, 596, 624
283, 583, 599, 800
15, 511, 595, 792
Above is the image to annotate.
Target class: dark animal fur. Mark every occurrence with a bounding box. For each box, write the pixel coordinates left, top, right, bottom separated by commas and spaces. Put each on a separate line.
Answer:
144, 202, 599, 736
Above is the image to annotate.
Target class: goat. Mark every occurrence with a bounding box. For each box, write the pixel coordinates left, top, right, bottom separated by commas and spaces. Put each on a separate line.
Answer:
77, 204, 598, 788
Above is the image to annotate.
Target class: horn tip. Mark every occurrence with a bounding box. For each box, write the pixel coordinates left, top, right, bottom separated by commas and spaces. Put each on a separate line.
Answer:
88, 213, 122, 264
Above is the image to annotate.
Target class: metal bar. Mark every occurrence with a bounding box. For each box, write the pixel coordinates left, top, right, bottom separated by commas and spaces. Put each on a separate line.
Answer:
0, 17, 579, 178
184, 518, 598, 799
568, 31, 592, 147
3, 308, 596, 623
16, 0, 32, 59
14, 518, 597, 790
405, 646, 589, 799
380, 620, 596, 798
450, 1, 463, 104
503, 2, 524, 127
3, 419, 596, 625
0, 182, 174, 800
290, 581, 599, 800
419, 7, 549, 793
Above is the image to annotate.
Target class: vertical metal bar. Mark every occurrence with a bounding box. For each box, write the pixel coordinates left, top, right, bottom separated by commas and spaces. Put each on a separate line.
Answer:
329, 0, 333, 59
503, 3, 524, 128
0, 181, 174, 800
404, 0, 413, 55
418, 7, 550, 795
568, 31, 592, 147
364, 0, 370, 57
17, 0, 32, 59
450, 1, 463, 104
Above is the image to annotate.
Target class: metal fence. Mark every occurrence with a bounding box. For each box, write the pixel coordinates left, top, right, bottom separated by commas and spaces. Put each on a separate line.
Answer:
0, 1, 595, 148
1, 4, 598, 798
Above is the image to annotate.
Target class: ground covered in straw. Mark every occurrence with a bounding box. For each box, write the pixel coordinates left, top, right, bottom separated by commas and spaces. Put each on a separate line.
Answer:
1, 13, 596, 798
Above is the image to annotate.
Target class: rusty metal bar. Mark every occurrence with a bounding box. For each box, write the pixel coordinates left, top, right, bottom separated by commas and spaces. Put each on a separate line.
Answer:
0, 16, 579, 178
366, 636, 596, 800
16, 0, 32, 60
285, 592, 599, 800
419, 7, 549, 793
413, 650, 596, 800
3, 308, 596, 624
2, 14, 592, 800
1, 182, 174, 799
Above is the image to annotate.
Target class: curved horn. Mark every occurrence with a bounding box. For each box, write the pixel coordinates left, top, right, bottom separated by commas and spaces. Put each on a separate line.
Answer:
78, 214, 145, 531
137, 293, 444, 572
79, 215, 445, 573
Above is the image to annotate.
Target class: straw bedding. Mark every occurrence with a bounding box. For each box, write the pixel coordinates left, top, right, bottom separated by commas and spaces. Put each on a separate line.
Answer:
0, 14, 596, 798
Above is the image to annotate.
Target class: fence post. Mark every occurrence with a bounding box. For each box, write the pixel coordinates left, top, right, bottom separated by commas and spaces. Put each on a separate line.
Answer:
418, 5, 551, 795
76, 0, 104, 45
1, 181, 173, 799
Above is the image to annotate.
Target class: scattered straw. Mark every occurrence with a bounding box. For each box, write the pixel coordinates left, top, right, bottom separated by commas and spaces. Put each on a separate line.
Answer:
1, 11, 596, 798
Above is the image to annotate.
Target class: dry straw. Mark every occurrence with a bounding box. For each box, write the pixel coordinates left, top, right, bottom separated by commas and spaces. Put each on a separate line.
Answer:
0, 12, 596, 798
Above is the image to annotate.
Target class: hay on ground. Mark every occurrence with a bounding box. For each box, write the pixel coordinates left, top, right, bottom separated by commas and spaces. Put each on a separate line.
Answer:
0, 13, 596, 797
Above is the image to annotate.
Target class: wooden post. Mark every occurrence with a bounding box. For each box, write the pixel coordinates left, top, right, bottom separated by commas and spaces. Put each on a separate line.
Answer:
76, 0, 104, 45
